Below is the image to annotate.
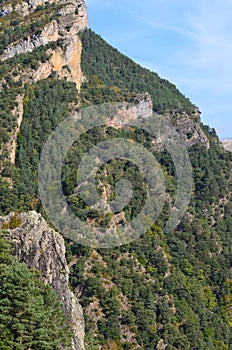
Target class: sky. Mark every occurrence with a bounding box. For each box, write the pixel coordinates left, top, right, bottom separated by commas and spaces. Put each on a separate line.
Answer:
85, 0, 232, 138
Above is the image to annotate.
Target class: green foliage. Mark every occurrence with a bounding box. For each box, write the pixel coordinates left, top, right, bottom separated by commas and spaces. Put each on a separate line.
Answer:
0, 233, 72, 349
0, 18, 231, 350
0, 231, 14, 267
80, 29, 195, 114
0, 78, 78, 214
1, 213, 21, 229
0, 0, 63, 55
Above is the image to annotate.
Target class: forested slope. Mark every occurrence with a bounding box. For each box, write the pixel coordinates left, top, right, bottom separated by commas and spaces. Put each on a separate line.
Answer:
66, 29, 232, 350
0, 5, 231, 349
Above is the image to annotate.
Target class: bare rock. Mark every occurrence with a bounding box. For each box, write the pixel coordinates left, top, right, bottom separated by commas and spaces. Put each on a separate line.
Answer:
106, 93, 153, 128
222, 139, 232, 151
0, 211, 85, 350
1, 0, 88, 90
15, 1, 29, 16
0, 4, 13, 16
176, 118, 209, 149
2, 20, 59, 60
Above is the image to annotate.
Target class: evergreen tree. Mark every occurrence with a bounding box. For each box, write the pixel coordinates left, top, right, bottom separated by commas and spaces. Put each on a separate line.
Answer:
0, 233, 72, 349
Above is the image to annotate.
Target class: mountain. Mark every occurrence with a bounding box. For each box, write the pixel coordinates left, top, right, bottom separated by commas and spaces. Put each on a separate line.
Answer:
0, 211, 85, 349
0, 1, 232, 350
222, 138, 232, 152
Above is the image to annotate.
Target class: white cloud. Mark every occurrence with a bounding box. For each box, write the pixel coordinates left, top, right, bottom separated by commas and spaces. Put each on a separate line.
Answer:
85, 0, 232, 136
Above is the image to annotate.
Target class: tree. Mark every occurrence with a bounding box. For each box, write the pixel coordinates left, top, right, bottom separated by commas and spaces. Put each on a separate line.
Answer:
0, 233, 72, 349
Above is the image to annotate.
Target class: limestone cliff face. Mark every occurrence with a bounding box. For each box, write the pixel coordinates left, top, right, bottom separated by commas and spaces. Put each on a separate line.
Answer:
1, 0, 88, 21
1, 0, 88, 90
9, 95, 24, 164
176, 117, 209, 149
0, 0, 88, 166
163, 109, 209, 149
0, 94, 24, 165
0, 211, 85, 350
106, 93, 209, 148
106, 93, 153, 128
222, 139, 232, 151
2, 20, 59, 60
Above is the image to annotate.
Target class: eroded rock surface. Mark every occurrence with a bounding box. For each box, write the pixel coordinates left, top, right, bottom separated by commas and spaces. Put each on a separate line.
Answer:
0, 211, 85, 350
1, 0, 88, 90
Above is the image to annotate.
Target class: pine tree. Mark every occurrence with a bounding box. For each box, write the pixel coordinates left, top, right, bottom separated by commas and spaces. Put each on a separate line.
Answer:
0, 233, 72, 349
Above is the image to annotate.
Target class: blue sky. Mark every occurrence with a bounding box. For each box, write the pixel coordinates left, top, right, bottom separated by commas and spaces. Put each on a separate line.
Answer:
85, 0, 232, 138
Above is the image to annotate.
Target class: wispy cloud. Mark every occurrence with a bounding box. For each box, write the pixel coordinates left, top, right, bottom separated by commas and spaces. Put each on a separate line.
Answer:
136, 1, 232, 86
138, 18, 197, 40
85, 0, 232, 136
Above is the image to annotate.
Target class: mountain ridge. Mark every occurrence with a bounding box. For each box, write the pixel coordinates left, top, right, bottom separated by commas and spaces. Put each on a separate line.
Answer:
0, 1, 231, 349
221, 138, 232, 151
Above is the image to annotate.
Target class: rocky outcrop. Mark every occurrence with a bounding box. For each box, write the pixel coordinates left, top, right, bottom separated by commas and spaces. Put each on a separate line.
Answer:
105, 93, 209, 148
0, 95, 24, 167
176, 118, 209, 149
222, 139, 232, 151
0, 0, 88, 166
0, 211, 85, 350
162, 109, 209, 149
1, 0, 88, 90
9, 95, 24, 164
14, 1, 29, 16
2, 21, 59, 60
106, 93, 153, 128
1, 0, 89, 19
50, 28, 83, 89
0, 4, 13, 17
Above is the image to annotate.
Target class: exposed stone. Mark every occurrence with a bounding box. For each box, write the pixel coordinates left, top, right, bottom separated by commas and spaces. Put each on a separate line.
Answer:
105, 94, 209, 149
9, 95, 24, 164
176, 118, 209, 149
14, 1, 29, 16
156, 338, 167, 350
50, 34, 83, 90
28, 0, 46, 10
106, 93, 153, 128
2, 20, 59, 60
0, 211, 85, 350
33, 58, 54, 81
0, 4, 13, 16
222, 139, 232, 151
0, 95, 24, 166
0, 0, 88, 168
1, 0, 87, 90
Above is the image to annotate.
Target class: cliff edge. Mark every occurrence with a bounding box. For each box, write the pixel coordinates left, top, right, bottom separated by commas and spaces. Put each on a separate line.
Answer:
0, 211, 85, 350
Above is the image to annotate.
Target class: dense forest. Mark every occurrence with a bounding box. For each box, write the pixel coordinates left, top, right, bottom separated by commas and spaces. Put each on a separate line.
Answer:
80, 29, 195, 115
0, 3, 231, 349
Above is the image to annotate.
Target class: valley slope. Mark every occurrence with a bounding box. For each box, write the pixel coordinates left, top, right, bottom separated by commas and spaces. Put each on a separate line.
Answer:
0, 1, 232, 350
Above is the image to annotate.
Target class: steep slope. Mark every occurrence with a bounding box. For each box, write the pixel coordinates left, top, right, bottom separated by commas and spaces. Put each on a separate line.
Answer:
0, 0, 88, 167
222, 139, 232, 151
0, 229, 73, 349
65, 30, 231, 350
0, 211, 85, 350
0, 1, 88, 349
0, 2, 231, 350
66, 127, 232, 349
80, 29, 194, 115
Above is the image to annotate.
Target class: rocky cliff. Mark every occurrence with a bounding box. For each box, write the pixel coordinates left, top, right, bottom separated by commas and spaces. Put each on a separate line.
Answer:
0, 0, 88, 167
105, 93, 209, 148
0, 211, 85, 350
222, 138, 232, 151
1, 0, 88, 88
1, 1, 231, 349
